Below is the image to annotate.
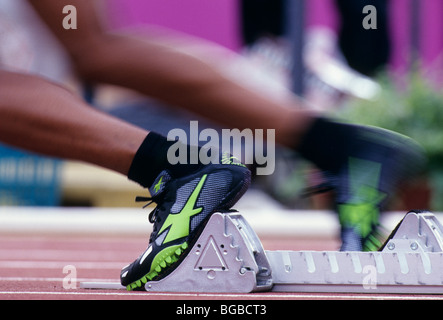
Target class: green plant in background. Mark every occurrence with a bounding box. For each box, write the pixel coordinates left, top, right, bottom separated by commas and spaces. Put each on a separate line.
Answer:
335, 69, 443, 210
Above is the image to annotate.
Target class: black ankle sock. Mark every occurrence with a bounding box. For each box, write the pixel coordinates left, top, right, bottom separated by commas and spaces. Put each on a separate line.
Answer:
128, 132, 205, 188
296, 118, 359, 173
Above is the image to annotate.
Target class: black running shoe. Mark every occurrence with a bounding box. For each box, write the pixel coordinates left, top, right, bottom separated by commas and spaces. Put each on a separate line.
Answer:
120, 152, 251, 290
330, 126, 425, 251
301, 120, 426, 251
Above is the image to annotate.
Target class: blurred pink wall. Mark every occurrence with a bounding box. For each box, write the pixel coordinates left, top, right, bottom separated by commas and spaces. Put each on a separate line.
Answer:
419, 0, 443, 69
107, 0, 443, 72
107, 0, 242, 51
306, 0, 443, 72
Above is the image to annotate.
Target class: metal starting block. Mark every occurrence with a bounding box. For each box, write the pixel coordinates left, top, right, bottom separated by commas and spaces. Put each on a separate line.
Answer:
268, 211, 443, 294
145, 212, 273, 293
81, 210, 443, 294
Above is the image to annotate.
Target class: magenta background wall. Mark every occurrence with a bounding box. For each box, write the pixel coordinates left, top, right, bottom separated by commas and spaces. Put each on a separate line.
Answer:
107, 0, 242, 51
306, 0, 443, 72
108, 0, 443, 72
418, 0, 443, 69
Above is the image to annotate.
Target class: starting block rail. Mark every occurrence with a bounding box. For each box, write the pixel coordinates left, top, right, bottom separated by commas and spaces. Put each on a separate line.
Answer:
81, 210, 443, 294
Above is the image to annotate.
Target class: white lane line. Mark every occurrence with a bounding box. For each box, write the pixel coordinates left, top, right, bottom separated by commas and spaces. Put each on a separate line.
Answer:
0, 260, 125, 269
0, 277, 442, 301
0, 290, 443, 300
0, 291, 145, 297
0, 276, 117, 282
0, 249, 133, 260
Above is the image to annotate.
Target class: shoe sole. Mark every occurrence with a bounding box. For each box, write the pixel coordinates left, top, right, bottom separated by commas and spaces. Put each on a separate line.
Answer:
126, 242, 188, 291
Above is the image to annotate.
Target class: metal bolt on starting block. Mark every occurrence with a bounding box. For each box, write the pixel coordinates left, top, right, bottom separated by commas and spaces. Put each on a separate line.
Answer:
81, 210, 443, 294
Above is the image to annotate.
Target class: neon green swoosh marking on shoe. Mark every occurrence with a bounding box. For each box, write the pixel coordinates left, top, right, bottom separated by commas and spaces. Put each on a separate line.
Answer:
159, 174, 207, 244
154, 176, 163, 193
338, 157, 387, 238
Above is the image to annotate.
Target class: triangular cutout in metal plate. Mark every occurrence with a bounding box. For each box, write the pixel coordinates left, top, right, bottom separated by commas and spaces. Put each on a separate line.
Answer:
194, 236, 227, 271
